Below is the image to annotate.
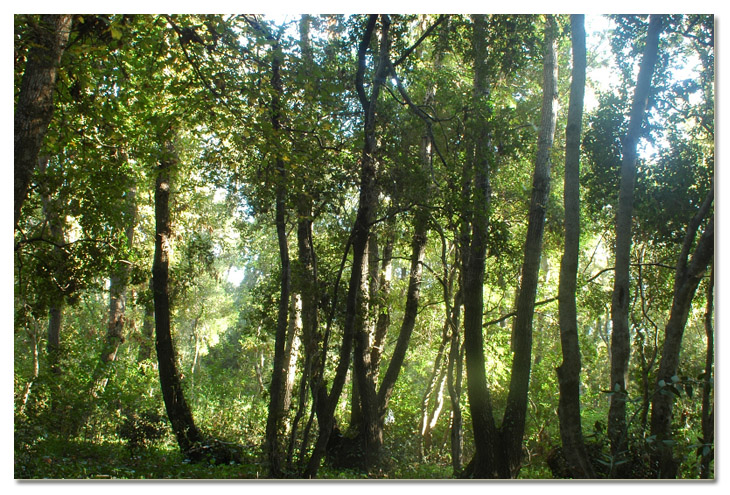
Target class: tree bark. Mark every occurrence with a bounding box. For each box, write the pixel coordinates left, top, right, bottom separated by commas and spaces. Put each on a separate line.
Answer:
153, 140, 203, 455
700, 264, 714, 479
14, 14, 72, 230
501, 16, 559, 477
649, 187, 714, 478
556, 14, 595, 479
447, 285, 464, 474
265, 41, 291, 478
304, 14, 384, 478
38, 156, 65, 416
608, 15, 663, 475
462, 13, 504, 479
137, 285, 155, 363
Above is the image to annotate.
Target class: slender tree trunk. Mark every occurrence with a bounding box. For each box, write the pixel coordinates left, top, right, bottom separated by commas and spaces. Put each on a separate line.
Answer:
18, 316, 41, 415
38, 156, 65, 416
371, 227, 394, 383
86, 186, 138, 403
420, 326, 449, 457
462, 13, 504, 479
700, 264, 714, 479
649, 188, 714, 478
288, 14, 322, 467
374, 207, 428, 444
137, 287, 155, 363
282, 294, 302, 415
555, 14, 595, 479
608, 16, 663, 475
304, 15, 385, 478
14, 14, 72, 230
420, 334, 449, 456
447, 285, 464, 474
265, 41, 291, 478
101, 187, 137, 364
153, 140, 203, 455
501, 16, 559, 477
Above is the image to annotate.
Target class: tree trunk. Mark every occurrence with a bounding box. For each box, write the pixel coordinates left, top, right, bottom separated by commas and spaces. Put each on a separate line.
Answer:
137, 286, 155, 363
608, 16, 663, 475
700, 264, 714, 479
649, 187, 714, 478
153, 140, 203, 455
288, 15, 322, 467
265, 41, 291, 478
447, 285, 464, 474
501, 16, 559, 477
14, 14, 72, 230
38, 155, 65, 416
87, 186, 138, 401
420, 326, 449, 457
555, 14, 595, 479
303, 15, 385, 478
282, 294, 302, 415
420, 331, 449, 456
374, 207, 428, 447
18, 318, 41, 415
462, 13, 504, 479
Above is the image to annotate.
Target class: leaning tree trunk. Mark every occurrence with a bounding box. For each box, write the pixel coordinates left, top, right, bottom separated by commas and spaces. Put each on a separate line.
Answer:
649, 187, 714, 478
608, 16, 663, 476
153, 140, 203, 455
555, 14, 595, 479
14, 14, 72, 230
500, 15, 559, 478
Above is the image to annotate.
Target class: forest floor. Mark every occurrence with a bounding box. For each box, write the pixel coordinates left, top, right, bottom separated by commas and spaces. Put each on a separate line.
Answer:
14, 437, 458, 480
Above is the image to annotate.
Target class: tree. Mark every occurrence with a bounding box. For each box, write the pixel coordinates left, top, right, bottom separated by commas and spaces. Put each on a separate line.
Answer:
608, 15, 663, 475
649, 187, 713, 477
152, 137, 204, 455
555, 14, 596, 479
14, 14, 73, 230
463, 15, 558, 478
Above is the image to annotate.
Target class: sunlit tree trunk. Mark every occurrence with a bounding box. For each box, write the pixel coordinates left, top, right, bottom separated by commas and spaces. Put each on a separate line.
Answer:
282, 294, 302, 416
501, 16, 559, 477
649, 187, 713, 478
420, 330, 449, 456
14, 14, 72, 230
153, 139, 204, 455
17, 315, 41, 415
447, 284, 464, 474
608, 15, 663, 476
556, 14, 595, 479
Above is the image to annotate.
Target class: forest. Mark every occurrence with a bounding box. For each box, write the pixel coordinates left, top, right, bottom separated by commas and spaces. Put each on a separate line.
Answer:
13, 14, 714, 480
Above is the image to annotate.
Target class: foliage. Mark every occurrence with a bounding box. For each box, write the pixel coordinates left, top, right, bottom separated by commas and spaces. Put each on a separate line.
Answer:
14, 14, 714, 479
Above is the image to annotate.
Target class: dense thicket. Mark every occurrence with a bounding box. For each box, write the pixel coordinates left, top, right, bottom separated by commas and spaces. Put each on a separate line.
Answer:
14, 14, 714, 479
